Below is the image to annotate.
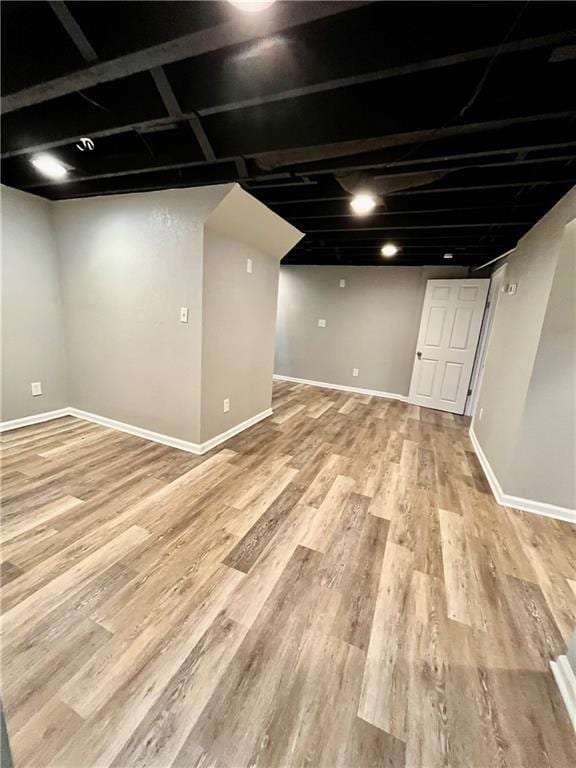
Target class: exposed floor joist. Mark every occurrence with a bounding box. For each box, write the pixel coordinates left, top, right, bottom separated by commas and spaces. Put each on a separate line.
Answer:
1, 1, 369, 113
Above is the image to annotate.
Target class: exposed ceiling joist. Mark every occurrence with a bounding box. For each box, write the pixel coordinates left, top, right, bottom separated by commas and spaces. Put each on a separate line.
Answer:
1, 1, 371, 113
4, 107, 572, 163
21, 138, 575, 191
48, 1, 98, 64
253, 113, 576, 170
197, 30, 576, 117
3, 2, 573, 267
305, 223, 529, 231
150, 66, 216, 161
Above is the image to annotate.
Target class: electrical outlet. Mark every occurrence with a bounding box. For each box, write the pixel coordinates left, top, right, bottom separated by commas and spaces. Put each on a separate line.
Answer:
179, 307, 189, 323
478, 407, 483, 421
31, 382, 42, 396
247, 258, 253, 274
339, 279, 346, 288
223, 398, 230, 413
318, 319, 326, 327
352, 368, 359, 377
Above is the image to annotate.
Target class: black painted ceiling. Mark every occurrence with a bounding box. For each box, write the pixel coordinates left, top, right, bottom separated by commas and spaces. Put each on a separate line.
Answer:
2, 1, 575, 267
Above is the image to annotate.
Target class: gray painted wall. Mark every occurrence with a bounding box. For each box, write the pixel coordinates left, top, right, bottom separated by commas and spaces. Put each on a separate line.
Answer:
473, 187, 576, 509
506, 218, 576, 508
201, 228, 280, 442
2, 183, 298, 447
275, 265, 466, 396
53, 186, 229, 443
1, 186, 67, 420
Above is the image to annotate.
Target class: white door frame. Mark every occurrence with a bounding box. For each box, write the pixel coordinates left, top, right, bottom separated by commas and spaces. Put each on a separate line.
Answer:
464, 263, 507, 417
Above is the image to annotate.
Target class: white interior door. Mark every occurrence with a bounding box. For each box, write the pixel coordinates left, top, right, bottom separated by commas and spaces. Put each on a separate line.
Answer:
408, 279, 490, 414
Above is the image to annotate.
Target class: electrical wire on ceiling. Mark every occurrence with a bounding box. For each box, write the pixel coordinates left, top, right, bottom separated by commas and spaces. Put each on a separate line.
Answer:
377, 1, 530, 170
75, 90, 113, 113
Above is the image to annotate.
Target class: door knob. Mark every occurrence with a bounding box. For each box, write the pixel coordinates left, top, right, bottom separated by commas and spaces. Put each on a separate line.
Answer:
417, 351, 422, 359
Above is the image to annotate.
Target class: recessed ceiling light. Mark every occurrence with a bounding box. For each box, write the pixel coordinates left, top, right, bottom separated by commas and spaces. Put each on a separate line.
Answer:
381, 243, 399, 257
227, 0, 276, 12
31, 154, 68, 180
444, 253, 454, 259
350, 193, 377, 215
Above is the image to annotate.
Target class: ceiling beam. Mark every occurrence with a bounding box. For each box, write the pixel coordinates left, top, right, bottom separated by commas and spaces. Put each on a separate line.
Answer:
48, 1, 98, 64
150, 67, 216, 161
21, 143, 575, 192
284, 140, 576, 176
1, 1, 370, 114
4, 107, 572, 162
235, 157, 249, 178
289, 205, 543, 220
197, 30, 576, 117
304, 152, 576, 180
252, 113, 576, 171
304, 223, 529, 231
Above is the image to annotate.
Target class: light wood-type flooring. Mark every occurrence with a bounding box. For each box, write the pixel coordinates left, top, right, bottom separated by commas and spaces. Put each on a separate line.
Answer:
1, 380, 575, 767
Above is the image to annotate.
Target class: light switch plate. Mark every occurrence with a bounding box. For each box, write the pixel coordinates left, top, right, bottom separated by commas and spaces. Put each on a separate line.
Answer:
318, 319, 326, 327
339, 279, 346, 288
247, 258, 253, 274
179, 307, 189, 323
31, 381, 42, 396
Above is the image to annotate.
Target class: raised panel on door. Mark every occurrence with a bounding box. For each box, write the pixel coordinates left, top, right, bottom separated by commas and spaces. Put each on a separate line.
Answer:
416, 358, 438, 398
449, 307, 473, 350
439, 362, 464, 403
424, 307, 446, 347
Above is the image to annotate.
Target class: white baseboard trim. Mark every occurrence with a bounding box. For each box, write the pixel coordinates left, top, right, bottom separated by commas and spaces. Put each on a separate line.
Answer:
68, 407, 204, 454
551, 655, 576, 732
69, 407, 273, 456
469, 427, 576, 524
0, 408, 70, 433
273, 374, 408, 402
1, 406, 273, 456
198, 408, 273, 453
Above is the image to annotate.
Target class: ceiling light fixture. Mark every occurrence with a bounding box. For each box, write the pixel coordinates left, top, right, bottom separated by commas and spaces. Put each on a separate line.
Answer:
227, 0, 276, 12
381, 243, 399, 257
31, 154, 68, 180
444, 253, 454, 259
350, 193, 377, 215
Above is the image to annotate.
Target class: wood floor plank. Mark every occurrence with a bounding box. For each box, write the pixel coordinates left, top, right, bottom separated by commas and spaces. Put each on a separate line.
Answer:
1, 385, 575, 768
189, 545, 342, 767
438, 507, 487, 630
223, 483, 303, 573
299, 474, 356, 552
10, 699, 84, 768
358, 542, 415, 740
2, 525, 150, 634
1, 494, 84, 542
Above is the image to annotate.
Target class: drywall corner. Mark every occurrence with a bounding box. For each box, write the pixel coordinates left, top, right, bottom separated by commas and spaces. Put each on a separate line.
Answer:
204, 183, 304, 260
1, 184, 68, 421
52, 187, 228, 444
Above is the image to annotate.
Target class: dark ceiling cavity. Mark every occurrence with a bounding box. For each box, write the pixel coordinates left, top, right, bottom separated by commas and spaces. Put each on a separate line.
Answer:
1, 0, 575, 267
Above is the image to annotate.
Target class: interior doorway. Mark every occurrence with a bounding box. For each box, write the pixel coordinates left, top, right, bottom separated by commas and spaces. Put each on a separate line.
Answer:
464, 262, 507, 416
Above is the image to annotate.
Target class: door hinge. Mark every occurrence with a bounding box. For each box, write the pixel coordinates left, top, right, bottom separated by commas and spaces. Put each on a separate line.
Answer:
467, 388, 472, 396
